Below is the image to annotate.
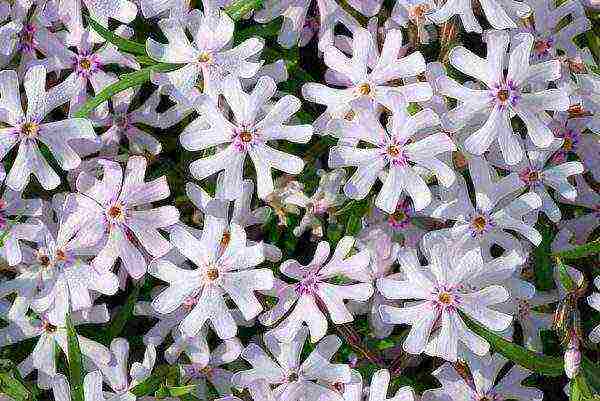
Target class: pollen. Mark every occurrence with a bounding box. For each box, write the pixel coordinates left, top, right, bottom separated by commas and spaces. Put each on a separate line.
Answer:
21, 121, 39, 137
496, 89, 510, 102
358, 83, 371, 96
206, 266, 220, 281
239, 131, 253, 143
108, 205, 124, 219
79, 58, 92, 70
438, 292, 453, 305
198, 52, 211, 63
387, 144, 401, 157
471, 216, 487, 231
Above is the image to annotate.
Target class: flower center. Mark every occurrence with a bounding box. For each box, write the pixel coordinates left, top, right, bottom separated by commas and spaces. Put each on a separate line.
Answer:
344, 110, 355, 121
107, 203, 126, 222
205, 265, 220, 281
55, 249, 67, 262
517, 299, 530, 318
38, 253, 51, 267
295, 272, 319, 295
21, 121, 39, 138
240, 131, 253, 143
534, 38, 553, 56
562, 137, 574, 151
358, 83, 371, 96
519, 168, 543, 185
79, 58, 92, 70
471, 216, 487, 231
496, 89, 510, 102
288, 371, 299, 382
198, 52, 211, 63
387, 144, 401, 157
438, 292, 453, 305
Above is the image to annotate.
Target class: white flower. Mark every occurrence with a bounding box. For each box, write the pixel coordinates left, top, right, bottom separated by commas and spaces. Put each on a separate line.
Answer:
588, 277, 600, 343
429, 0, 530, 32
260, 237, 372, 343
148, 221, 272, 339
302, 27, 430, 134
329, 95, 456, 213
378, 242, 515, 361
181, 76, 312, 200
232, 327, 351, 401
147, 0, 264, 101
421, 352, 543, 401
438, 30, 570, 165
0, 66, 96, 191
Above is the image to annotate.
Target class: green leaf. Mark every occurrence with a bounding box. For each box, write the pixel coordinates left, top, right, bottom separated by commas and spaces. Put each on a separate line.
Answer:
66, 315, 85, 401
155, 384, 198, 398
224, 0, 263, 21
104, 283, 141, 342
86, 15, 147, 56
552, 238, 600, 260
571, 373, 595, 400
73, 63, 181, 118
0, 360, 33, 401
462, 314, 564, 376
582, 358, 600, 396
555, 257, 580, 292
533, 221, 554, 290
130, 365, 179, 396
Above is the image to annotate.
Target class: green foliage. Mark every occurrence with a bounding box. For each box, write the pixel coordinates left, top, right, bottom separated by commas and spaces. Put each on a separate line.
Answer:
66, 315, 84, 401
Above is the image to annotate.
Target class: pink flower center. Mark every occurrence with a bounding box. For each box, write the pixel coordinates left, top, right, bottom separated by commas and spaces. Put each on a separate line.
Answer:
232, 127, 258, 151
491, 81, 520, 108
519, 168, 543, 186
295, 272, 319, 295
75, 53, 101, 77
408, 4, 430, 21
469, 212, 495, 237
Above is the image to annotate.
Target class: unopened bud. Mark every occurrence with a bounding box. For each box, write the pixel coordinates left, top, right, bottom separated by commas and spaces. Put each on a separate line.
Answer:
564, 334, 581, 379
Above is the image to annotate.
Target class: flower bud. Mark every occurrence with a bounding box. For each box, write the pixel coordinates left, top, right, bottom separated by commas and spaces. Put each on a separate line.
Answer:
564, 334, 581, 379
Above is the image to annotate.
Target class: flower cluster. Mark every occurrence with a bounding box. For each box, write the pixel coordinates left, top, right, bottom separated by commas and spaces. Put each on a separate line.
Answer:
0, 0, 598, 400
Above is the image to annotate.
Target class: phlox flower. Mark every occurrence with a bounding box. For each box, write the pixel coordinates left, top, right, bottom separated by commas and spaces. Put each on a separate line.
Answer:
429, 0, 530, 32
328, 95, 456, 213
97, 338, 156, 398
260, 236, 372, 343
438, 30, 570, 164
421, 352, 543, 401
71, 156, 180, 279
181, 76, 312, 200
180, 337, 242, 399
0, 188, 43, 266
428, 156, 542, 257
302, 27, 430, 133
147, 0, 264, 102
589, 277, 600, 342
339, 369, 414, 401
148, 221, 271, 339
0, 65, 97, 191
378, 242, 515, 361
232, 327, 352, 401
0, 305, 111, 389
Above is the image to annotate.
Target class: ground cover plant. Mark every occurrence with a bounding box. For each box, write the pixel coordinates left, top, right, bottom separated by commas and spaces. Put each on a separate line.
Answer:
0, 0, 600, 400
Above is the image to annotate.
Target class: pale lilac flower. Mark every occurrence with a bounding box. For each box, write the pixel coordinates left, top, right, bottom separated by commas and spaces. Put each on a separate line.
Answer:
0, 0, 59, 72
328, 96, 456, 213
0, 188, 43, 266
181, 76, 312, 200
187, 176, 281, 262
378, 243, 514, 361
139, 0, 190, 20
340, 369, 414, 401
428, 157, 542, 257
97, 338, 156, 397
551, 175, 600, 254
232, 327, 351, 401
549, 114, 600, 181
254, 0, 360, 50
283, 169, 347, 239
302, 28, 430, 134
588, 277, 600, 342
0, 65, 97, 191
25, 195, 120, 325
575, 72, 600, 133
421, 352, 543, 401
57, 0, 137, 44
260, 237, 372, 343
0, 305, 111, 389
94, 87, 163, 156
438, 30, 570, 164
52, 371, 105, 401
180, 338, 242, 399
429, 0, 530, 32
71, 156, 180, 279
148, 221, 271, 339
147, 1, 264, 102
498, 288, 558, 352
348, 228, 401, 339
48, 30, 140, 117
564, 332, 582, 378
524, 0, 590, 62
489, 138, 584, 222
361, 197, 432, 248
